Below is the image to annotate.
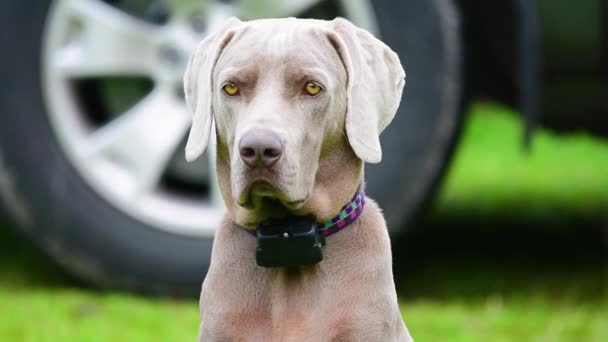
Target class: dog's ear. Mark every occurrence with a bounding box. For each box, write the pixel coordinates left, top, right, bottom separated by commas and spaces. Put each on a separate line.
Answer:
327, 18, 405, 163
184, 17, 241, 162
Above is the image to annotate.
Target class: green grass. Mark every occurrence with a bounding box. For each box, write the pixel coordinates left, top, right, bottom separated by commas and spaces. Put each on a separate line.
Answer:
403, 298, 608, 342
434, 102, 608, 221
0, 290, 199, 341
2, 287, 604, 342
1, 102, 607, 341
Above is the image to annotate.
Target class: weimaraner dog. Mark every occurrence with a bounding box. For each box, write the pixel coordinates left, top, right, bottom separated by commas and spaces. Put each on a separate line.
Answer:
184, 16, 412, 341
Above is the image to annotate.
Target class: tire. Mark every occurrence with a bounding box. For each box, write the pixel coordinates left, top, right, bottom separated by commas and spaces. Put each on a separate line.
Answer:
0, 0, 463, 296
367, 0, 463, 231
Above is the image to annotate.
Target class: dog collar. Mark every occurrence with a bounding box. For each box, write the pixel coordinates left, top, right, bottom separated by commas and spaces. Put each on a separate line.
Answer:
243, 191, 365, 268
318, 191, 365, 237
244, 190, 365, 238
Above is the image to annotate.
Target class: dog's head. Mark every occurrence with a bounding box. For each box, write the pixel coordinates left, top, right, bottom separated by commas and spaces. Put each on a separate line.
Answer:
184, 17, 405, 227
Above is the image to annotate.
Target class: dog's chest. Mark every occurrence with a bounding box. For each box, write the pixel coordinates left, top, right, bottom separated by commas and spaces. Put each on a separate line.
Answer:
200, 297, 399, 342
201, 302, 355, 342
243, 268, 332, 338
200, 267, 360, 341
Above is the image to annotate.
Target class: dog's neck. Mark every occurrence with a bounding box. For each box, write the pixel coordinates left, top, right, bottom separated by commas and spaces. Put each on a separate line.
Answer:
243, 187, 365, 268
294, 137, 364, 222
243, 188, 365, 237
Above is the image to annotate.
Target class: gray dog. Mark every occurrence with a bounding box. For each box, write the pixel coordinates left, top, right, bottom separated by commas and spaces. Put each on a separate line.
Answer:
184, 16, 412, 341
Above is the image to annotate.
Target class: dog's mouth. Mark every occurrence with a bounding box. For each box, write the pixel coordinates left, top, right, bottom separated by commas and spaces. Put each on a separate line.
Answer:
237, 180, 308, 214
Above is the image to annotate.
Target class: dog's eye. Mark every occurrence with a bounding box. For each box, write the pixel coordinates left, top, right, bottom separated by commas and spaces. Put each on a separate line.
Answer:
222, 82, 239, 96
304, 82, 322, 96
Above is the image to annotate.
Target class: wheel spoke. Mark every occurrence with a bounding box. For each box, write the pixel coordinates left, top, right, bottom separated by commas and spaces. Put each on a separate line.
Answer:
162, 0, 211, 21
237, 0, 323, 19
77, 88, 190, 199
51, 0, 162, 78
338, 0, 380, 35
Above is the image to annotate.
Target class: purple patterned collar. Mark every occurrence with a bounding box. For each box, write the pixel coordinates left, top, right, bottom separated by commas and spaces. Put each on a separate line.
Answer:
317, 191, 365, 237
244, 190, 365, 238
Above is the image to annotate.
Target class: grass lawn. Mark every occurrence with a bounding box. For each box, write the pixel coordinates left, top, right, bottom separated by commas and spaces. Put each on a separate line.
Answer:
1, 102, 607, 341
434, 103, 608, 221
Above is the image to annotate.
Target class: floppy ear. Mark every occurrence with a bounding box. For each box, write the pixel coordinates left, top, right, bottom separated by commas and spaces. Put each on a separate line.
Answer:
328, 18, 405, 163
184, 17, 241, 162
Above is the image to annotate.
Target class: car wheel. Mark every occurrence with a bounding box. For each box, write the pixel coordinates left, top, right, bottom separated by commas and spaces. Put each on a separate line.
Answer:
0, 0, 462, 295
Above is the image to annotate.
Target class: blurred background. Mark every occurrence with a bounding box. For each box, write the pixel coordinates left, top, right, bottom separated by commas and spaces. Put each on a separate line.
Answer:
0, 0, 606, 341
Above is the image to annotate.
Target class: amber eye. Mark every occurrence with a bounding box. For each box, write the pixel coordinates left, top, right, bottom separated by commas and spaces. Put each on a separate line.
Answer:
304, 82, 322, 96
222, 82, 239, 96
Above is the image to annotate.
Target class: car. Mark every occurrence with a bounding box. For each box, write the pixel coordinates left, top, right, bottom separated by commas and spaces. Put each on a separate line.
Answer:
0, 0, 603, 296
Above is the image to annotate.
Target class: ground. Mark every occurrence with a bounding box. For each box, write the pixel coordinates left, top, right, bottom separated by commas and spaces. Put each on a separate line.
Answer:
0, 103, 606, 341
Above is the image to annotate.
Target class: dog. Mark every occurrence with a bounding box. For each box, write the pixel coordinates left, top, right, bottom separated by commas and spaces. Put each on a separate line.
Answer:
184, 16, 412, 341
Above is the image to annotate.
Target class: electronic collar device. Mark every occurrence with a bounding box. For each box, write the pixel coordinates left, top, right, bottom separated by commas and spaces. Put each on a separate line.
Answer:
247, 191, 365, 268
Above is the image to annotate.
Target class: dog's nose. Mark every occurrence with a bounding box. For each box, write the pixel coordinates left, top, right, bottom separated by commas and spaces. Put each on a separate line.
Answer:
238, 130, 283, 168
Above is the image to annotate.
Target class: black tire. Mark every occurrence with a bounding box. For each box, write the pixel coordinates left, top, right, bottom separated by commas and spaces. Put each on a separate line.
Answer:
0, 0, 463, 296
367, 0, 463, 231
